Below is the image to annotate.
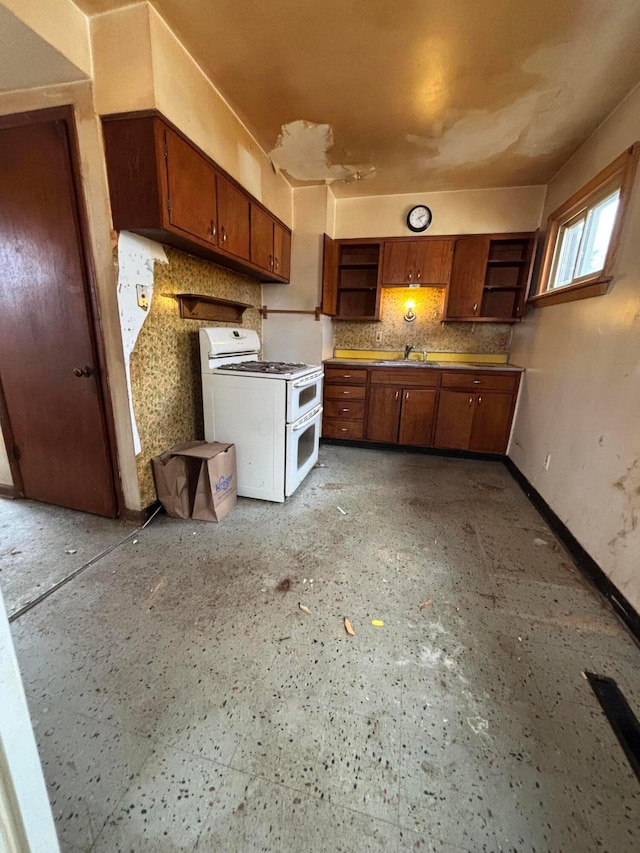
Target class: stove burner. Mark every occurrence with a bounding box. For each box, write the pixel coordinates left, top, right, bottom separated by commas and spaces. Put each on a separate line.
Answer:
220, 361, 310, 375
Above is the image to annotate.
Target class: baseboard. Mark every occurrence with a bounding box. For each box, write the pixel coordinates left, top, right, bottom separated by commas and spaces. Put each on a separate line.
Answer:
0, 484, 21, 499
504, 457, 640, 644
121, 499, 162, 526
321, 438, 505, 463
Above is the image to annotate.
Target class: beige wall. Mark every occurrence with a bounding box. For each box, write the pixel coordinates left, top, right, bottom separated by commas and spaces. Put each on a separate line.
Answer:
510, 83, 640, 612
0, 0, 92, 78
334, 186, 545, 239
0, 81, 141, 509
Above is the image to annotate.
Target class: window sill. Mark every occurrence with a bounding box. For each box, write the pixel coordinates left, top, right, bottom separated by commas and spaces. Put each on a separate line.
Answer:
529, 276, 613, 307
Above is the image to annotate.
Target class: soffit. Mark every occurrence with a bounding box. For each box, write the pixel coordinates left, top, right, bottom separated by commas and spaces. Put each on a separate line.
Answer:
77, 0, 640, 197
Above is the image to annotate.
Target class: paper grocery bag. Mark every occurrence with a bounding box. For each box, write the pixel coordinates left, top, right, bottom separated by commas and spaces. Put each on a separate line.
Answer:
174, 442, 237, 522
151, 440, 204, 519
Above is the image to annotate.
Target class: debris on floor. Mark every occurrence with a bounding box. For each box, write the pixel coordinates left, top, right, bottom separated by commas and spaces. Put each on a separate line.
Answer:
344, 616, 355, 635
313, 462, 327, 468
534, 537, 548, 546
467, 716, 489, 735
277, 577, 292, 591
64, 548, 77, 555
419, 599, 433, 610
298, 603, 312, 615
10, 549, 22, 555
371, 619, 384, 627
337, 506, 347, 515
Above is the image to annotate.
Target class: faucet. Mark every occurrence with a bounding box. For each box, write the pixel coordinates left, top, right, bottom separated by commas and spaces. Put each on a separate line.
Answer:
403, 344, 414, 360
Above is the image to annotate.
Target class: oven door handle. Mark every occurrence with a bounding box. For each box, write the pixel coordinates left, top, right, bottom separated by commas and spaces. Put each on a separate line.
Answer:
292, 371, 323, 389
292, 404, 323, 430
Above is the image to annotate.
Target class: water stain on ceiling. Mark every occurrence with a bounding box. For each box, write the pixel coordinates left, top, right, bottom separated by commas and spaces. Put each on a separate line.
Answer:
77, 0, 640, 196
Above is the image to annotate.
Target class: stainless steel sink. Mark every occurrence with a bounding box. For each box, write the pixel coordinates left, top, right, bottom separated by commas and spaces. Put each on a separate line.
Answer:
373, 360, 444, 367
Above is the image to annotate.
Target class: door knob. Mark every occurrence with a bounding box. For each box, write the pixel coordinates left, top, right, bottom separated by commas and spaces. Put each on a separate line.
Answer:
73, 365, 96, 378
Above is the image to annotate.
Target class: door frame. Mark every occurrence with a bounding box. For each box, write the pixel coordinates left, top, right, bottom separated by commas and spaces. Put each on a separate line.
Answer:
0, 106, 123, 516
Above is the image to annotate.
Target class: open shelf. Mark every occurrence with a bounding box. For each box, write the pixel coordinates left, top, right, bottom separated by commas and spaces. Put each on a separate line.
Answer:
338, 261, 379, 269
174, 293, 252, 323
334, 240, 382, 321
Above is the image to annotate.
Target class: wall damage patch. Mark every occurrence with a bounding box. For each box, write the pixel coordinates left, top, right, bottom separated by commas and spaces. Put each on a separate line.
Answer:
117, 231, 168, 455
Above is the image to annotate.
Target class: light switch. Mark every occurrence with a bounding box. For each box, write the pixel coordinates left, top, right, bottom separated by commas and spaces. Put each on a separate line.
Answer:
136, 284, 150, 311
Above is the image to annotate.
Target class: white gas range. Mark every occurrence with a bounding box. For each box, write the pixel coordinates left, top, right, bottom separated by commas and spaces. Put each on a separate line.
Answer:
199, 328, 324, 502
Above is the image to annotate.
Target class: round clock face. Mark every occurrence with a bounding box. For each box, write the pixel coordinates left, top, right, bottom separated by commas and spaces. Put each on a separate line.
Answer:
407, 205, 432, 233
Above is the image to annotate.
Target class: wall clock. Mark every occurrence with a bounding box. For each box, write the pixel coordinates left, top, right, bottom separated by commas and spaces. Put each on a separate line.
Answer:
406, 205, 432, 233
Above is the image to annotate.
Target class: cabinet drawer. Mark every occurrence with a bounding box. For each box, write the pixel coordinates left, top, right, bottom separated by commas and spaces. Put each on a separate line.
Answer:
323, 418, 364, 439
324, 366, 367, 385
324, 384, 366, 400
323, 400, 365, 420
441, 371, 519, 393
370, 368, 439, 388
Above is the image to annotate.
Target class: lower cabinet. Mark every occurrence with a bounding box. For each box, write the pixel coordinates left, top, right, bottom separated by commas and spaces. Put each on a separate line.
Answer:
323, 364, 520, 456
433, 390, 515, 453
366, 386, 436, 446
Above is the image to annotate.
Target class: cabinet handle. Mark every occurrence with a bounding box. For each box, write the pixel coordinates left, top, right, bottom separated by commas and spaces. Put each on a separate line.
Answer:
269, 254, 274, 268
343, 374, 351, 378
221, 227, 227, 243
342, 408, 350, 412
473, 302, 478, 314
468, 396, 473, 406
407, 272, 413, 282
416, 270, 421, 281
342, 391, 350, 395
210, 220, 217, 237
275, 257, 279, 270
472, 380, 482, 385
395, 391, 399, 400
478, 396, 482, 404
405, 391, 409, 400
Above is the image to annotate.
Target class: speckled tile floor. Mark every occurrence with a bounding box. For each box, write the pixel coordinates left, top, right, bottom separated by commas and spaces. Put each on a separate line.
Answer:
3, 445, 640, 852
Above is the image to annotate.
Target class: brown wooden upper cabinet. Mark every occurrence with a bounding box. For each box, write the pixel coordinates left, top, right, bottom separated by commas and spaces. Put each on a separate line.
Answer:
443, 233, 537, 322
250, 205, 291, 279
102, 112, 291, 283
381, 239, 454, 286
321, 235, 382, 321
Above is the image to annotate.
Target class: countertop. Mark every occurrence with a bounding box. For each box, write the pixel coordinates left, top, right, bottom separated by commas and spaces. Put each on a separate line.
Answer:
323, 357, 524, 372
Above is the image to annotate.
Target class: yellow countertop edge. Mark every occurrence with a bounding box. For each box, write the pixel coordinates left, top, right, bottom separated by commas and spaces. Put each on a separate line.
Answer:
333, 349, 509, 365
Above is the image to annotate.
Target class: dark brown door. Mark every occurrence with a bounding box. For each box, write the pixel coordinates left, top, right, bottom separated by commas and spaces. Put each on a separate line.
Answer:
415, 239, 454, 285
273, 223, 291, 280
399, 389, 437, 446
250, 204, 273, 271
444, 236, 489, 318
366, 387, 401, 442
321, 234, 338, 315
433, 390, 475, 450
216, 174, 250, 260
0, 117, 116, 516
469, 392, 514, 453
165, 128, 217, 244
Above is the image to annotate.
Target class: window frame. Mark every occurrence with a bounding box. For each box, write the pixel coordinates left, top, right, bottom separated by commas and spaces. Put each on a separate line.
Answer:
531, 143, 640, 307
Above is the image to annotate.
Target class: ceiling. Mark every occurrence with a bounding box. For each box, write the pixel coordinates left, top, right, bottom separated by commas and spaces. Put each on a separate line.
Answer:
78, 0, 640, 197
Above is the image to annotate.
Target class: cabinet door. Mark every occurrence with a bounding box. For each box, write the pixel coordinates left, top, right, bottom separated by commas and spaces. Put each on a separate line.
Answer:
216, 174, 250, 259
381, 242, 412, 284
433, 390, 475, 450
250, 204, 274, 271
415, 239, 454, 285
398, 389, 437, 446
469, 392, 514, 453
165, 128, 217, 243
366, 387, 402, 443
321, 233, 339, 315
444, 236, 489, 318
273, 222, 291, 280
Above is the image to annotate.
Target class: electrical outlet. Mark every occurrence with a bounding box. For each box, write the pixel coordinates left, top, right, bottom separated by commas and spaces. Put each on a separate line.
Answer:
543, 454, 551, 471
136, 284, 150, 311
375, 329, 383, 343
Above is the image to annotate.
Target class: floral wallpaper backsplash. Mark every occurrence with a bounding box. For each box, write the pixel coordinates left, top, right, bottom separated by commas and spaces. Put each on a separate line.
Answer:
129, 247, 262, 506
333, 288, 512, 354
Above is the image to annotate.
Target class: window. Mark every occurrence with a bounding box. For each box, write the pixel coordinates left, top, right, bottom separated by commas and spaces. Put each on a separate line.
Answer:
533, 143, 639, 307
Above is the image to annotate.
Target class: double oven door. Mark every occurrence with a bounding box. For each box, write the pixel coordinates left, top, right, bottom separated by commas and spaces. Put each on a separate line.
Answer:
285, 403, 323, 498
286, 369, 323, 422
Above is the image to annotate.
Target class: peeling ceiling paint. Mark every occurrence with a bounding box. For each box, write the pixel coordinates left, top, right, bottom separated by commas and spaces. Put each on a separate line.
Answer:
268, 120, 375, 184
76, 0, 640, 197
